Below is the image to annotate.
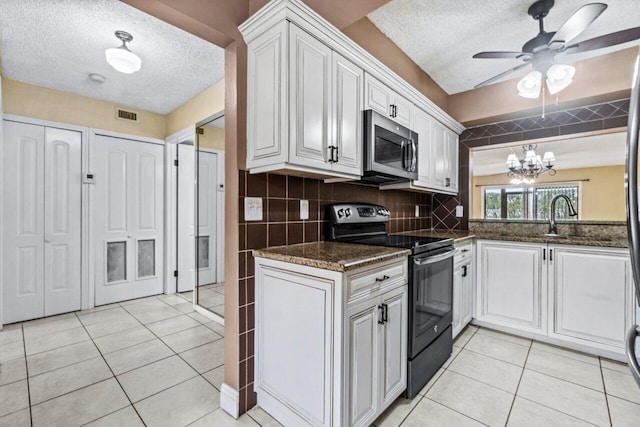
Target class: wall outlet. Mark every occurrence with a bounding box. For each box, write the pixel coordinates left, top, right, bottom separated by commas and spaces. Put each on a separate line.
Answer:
244, 197, 263, 221
415, 205, 420, 218
300, 199, 309, 220
455, 205, 464, 217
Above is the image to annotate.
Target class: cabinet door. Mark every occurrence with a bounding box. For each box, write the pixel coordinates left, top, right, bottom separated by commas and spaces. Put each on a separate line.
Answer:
347, 298, 379, 427
452, 264, 464, 338
390, 94, 412, 128
247, 21, 288, 168
380, 287, 408, 407
412, 109, 432, 186
430, 120, 447, 189
477, 241, 547, 334
461, 262, 473, 327
289, 24, 332, 169
364, 73, 392, 117
550, 246, 634, 349
445, 129, 459, 192
331, 52, 363, 176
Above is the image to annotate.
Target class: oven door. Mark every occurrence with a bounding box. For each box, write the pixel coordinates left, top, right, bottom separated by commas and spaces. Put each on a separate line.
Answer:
408, 247, 454, 359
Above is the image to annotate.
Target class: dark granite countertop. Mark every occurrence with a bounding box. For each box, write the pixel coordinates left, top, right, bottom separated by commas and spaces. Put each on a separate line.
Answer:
472, 233, 629, 248
253, 242, 410, 272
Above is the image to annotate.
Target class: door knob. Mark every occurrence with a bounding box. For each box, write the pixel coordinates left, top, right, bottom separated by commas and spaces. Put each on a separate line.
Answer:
44, 236, 52, 243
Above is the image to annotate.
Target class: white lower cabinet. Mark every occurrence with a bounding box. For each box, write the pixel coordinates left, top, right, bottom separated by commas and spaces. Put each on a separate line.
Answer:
452, 241, 474, 338
476, 240, 635, 357
254, 256, 408, 427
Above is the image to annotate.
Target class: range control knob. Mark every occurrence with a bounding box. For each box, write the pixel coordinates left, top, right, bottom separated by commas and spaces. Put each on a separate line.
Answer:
337, 209, 345, 218
377, 208, 389, 216
345, 208, 352, 217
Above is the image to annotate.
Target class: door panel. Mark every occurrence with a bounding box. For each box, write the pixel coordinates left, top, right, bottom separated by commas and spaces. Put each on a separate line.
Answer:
348, 302, 378, 427
44, 127, 82, 316
94, 135, 163, 305
289, 24, 331, 169
177, 144, 195, 292
381, 289, 407, 407
197, 151, 217, 286
3, 122, 45, 323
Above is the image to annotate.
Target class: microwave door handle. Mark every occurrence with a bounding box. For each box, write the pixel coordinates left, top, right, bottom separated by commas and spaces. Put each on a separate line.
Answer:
401, 140, 407, 170
411, 139, 417, 172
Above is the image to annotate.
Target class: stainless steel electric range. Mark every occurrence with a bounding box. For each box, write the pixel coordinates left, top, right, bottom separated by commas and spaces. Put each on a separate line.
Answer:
327, 203, 454, 398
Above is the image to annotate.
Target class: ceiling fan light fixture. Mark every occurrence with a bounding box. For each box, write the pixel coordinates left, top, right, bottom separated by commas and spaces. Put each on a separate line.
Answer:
546, 64, 575, 94
517, 71, 542, 98
105, 31, 141, 74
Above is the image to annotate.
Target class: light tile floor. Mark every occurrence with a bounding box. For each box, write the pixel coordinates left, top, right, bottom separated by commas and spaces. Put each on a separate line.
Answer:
179, 283, 224, 318
372, 325, 640, 427
2, 300, 640, 426
0, 293, 274, 427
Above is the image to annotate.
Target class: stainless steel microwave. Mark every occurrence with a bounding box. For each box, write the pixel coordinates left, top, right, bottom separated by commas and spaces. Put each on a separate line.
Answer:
362, 109, 418, 184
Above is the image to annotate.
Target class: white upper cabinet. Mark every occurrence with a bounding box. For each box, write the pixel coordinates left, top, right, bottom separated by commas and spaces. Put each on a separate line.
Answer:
240, 0, 464, 182
364, 74, 413, 128
247, 22, 363, 179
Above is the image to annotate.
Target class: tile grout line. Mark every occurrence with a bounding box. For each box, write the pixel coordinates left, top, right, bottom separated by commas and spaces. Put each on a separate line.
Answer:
422, 396, 490, 426
118, 299, 225, 409
21, 324, 34, 427
599, 357, 614, 427
72, 311, 147, 426
503, 332, 532, 426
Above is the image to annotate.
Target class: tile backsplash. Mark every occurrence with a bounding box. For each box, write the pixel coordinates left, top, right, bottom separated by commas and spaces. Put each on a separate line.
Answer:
236, 170, 436, 412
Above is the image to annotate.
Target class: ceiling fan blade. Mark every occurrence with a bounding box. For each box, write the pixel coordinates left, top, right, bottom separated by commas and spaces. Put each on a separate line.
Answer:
549, 3, 608, 49
474, 63, 531, 89
473, 51, 530, 59
563, 27, 640, 54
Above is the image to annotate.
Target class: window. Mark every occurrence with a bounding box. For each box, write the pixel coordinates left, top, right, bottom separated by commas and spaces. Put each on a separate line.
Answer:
482, 184, 580, 220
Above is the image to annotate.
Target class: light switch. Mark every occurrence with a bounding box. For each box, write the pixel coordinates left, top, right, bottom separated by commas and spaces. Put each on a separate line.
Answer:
244, 197, 263, 221
300, 199, 309, 220
455, 205, 464, 217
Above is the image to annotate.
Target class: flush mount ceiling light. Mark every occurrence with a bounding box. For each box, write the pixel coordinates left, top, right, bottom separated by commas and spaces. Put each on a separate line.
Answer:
506, 144, 556, 184
105, 31, 141, 74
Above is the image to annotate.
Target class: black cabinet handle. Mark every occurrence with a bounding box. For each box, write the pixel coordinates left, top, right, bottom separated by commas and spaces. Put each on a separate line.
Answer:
462, 265, 467, 277
378, 304, 385, 324
375, 275, 390, 282
382, 303, 388, 323
550, 249, 553, 262
543, 248, 546, 261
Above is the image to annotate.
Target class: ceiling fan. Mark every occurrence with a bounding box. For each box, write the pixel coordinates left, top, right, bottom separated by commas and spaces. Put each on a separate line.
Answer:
473, 0, 640, 97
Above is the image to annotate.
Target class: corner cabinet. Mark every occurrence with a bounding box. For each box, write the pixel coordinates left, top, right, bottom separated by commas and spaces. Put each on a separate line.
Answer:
476, 240, 636, 359
254, 256, 408, 427
247, 21, 363, 179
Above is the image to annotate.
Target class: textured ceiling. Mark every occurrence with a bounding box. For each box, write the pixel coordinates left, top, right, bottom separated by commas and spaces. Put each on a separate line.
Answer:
472, 131, 626, 176
0, 0, 224, 114
368, 0, 640, 94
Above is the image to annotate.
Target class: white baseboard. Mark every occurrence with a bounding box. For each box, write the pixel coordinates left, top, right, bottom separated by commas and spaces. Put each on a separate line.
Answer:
220, 383, 239, 419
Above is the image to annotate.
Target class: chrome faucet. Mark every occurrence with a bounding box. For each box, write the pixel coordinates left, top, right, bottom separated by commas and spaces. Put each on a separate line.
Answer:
547, 194, 578, 235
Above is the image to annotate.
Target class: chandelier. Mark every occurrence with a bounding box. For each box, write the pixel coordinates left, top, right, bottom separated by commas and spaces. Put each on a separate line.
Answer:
506, 144, 556, 184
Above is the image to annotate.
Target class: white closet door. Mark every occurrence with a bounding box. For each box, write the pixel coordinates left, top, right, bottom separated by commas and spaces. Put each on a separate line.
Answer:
2, 121, 45, 323
2, 122, 81, 323
196, 151, 217, 286
177, 143, 195, 293
94, 135, 164, 305
44, 127, 82, 316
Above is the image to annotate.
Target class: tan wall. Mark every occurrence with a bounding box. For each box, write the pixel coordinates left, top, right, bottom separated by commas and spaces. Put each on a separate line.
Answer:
166, 79, 225, 136
1, 77, 167, 139
198, 125, 225, 151
472, 165, 625, 221
449, 48, 637, 126
342, 18, 448, 112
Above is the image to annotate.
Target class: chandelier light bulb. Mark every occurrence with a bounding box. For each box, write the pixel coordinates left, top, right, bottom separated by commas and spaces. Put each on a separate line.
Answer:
505, 145, 556, 184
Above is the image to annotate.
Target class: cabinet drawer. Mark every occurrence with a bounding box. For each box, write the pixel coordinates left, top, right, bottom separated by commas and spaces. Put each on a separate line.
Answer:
346, 259, 407, 302
454, 243, 473, 265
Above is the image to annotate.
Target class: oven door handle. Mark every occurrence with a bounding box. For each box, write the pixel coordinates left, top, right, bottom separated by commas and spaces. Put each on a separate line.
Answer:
413, 249, 456, 265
